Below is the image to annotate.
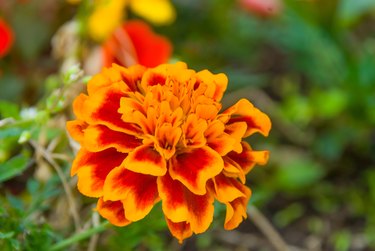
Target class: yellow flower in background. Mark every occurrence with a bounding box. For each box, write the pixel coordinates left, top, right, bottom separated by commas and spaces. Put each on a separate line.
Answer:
79, 0, 176, 41
88, 0, 127, 41
128, 0, 176, 25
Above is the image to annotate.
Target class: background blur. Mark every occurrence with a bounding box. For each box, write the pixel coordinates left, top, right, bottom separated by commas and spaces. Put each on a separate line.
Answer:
1, 0, 375, 250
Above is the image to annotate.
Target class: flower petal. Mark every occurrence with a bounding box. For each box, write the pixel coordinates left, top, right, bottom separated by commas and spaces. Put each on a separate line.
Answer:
158, 173, 215, 233
169, 146, 223, 195
124, 145, 167, 176
96, 198, 131, 227
221, 99, 271, 137
103, 166, 159, 221
82, 83, 140, 135
212, 174, 245, 203
154, 123, 182, 160
87, 67, 126, 96
207, 133, 236, 156
224, 121, 247, 153
166, 218, 192, 244
223, 156, 246, 183
224, 184, 251, 230
196, 70, 228, 102
0, 18, 14, 57
66, 120, 88, 144
123, 20, 172, 67
181, 114, 207, 149
227, 142, 269, 175
72, 93, 88, 120
129, 0, 176, 25
88, 0, 126, 41
83, 124, 141, 153
72, 148, 126, 197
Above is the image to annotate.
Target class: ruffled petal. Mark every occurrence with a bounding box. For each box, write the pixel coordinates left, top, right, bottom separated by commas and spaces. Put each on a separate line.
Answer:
166, 218, 193, 244
196, 70, 228, 102
103, 166, 158, 221
96, 198, 131, 227
169, 146, 223, 195
212, 174, 245, 203
66, 120, 88, 144
227, 142, 269, 175
72, 148, 126, 197
207, 133, 236, 156
124, 145, 167, 176
83, 124, 141, 153
224, 184, 251, 230
157, 173, 215, 233
223, 156, 246, 183
181, 114, 207, 149
82, 83, 140, 135
224, 121, 247, 153
87, 67, 127, 95
221, 99, 271, 137
72, 93, 88, 120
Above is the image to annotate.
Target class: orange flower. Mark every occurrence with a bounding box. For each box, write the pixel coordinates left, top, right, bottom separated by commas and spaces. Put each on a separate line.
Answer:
0, 18, 14, 58
102, 20, 172, 68
67, 62, 271, 242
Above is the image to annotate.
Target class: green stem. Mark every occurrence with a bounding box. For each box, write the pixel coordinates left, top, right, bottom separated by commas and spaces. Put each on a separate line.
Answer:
51, 221, 110, 251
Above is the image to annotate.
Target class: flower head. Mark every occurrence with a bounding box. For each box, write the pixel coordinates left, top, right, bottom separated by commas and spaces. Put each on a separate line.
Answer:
67, 62, 271, 242
102, 20, 172, 68
0, 18, 14, 58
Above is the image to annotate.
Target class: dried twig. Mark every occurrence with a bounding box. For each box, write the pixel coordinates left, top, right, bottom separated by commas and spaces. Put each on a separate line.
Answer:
247, 205, 290, 251
224, 87, 313, 147
88, 212, 100, 251
30, 140, 81, 230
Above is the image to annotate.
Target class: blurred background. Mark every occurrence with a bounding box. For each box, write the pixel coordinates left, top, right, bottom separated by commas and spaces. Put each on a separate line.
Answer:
1, 0, 375, 250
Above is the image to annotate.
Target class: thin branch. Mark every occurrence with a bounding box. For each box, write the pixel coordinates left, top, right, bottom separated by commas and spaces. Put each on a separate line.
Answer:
224, 87, 313, 147
30, 140, 81, 230
51, 221, 110, 251
247, 205, 290, 251
88, 212, 100, 251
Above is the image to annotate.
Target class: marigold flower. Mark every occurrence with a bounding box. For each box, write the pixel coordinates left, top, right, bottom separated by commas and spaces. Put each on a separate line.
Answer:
0, 18, 14, 58
67, 62, 271, 242
102, 20, 172, 68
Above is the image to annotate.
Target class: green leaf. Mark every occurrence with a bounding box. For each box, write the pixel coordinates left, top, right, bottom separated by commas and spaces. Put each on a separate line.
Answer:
275, 158, 325, 191
0, 155, 29, 183
0, 127, 24, 140
0, 232, 15, 239
338, 0, 375, 26
312, 89, 347, 119
274, 203, 304, 227
0, 101, 20, 119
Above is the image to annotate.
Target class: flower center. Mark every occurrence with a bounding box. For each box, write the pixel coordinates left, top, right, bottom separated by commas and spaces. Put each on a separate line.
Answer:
118, 71, 222, 160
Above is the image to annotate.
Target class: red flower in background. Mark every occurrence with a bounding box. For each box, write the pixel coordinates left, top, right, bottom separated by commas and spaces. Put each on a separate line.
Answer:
102, 20, 172, 68
239, 0, 282, 17
0, 18, 14, 58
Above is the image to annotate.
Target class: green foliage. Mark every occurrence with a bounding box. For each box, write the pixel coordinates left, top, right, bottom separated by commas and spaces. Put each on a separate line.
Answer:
106, 205, 168, 251
0, 154, 29, 183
